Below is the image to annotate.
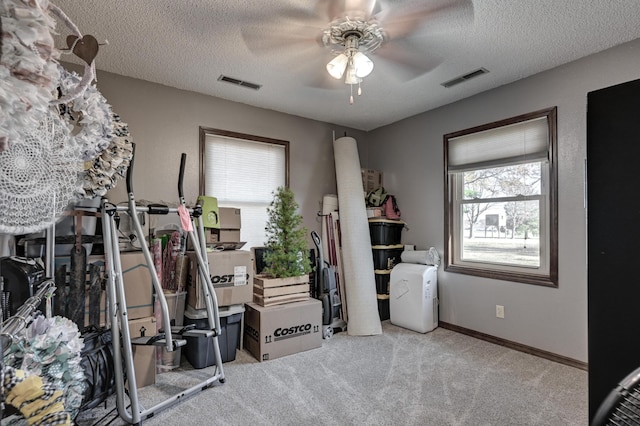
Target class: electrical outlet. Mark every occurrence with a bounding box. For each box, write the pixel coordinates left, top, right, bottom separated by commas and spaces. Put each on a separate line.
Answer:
496, 305, 505, 319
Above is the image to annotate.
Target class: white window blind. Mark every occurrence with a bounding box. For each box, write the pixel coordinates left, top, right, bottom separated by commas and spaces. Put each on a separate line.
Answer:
204, 134, 286, 249
448, 116, 549, 172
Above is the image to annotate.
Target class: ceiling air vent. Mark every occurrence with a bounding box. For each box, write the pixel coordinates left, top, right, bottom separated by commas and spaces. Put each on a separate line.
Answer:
441, 68, 489, 88
217, 75, 262, 90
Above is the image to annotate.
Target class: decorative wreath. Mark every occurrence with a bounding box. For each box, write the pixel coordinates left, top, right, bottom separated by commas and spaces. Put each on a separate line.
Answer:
56, 65, 113, 162
0, 0, 60, 153
79, 113, 134, 199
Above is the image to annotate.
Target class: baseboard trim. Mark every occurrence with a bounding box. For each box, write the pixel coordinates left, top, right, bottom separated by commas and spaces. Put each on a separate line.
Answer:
439, 321, 588, 371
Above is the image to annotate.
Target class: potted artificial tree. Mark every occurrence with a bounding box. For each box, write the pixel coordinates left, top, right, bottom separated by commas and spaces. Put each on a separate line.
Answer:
254, 186, 313, 305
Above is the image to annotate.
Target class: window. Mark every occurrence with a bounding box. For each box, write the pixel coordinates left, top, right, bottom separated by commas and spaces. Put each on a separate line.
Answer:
199, 127, 288, 250
444, 107, 558, 287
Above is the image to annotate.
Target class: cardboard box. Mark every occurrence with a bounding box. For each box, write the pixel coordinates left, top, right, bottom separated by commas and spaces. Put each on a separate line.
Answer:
55, 253, 152, 322
205, 229, 241, 244
243, 299, 322, 362
127, 316, 157, 389
362, 168, 383, 193
219, 207, 241, 229
186, 250, 254, 308
120, 252, 155, 319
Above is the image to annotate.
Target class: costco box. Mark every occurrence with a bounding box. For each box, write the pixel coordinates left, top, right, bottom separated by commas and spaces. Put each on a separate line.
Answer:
186, 250, 254, 308
121, 252, 154, 319
183, 304, 244, 369
127, 316, 157, 389
244, 299, 322, 362
219, 207, 241, 229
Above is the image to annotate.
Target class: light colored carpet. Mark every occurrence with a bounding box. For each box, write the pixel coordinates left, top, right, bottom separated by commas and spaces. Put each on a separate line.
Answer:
76, 321, 588, 425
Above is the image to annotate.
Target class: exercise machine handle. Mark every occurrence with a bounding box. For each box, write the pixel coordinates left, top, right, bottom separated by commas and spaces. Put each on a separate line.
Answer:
178, 153, 186, 199
126, 143, 136, 194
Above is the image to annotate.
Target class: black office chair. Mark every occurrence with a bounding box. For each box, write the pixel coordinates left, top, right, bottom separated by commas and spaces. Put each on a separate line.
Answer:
592, 366, 640, 425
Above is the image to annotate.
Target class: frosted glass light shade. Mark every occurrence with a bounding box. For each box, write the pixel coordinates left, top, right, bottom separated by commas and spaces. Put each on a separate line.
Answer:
327, 54, 348, 79
344, 63, 362, 85
353, 52, 374, 77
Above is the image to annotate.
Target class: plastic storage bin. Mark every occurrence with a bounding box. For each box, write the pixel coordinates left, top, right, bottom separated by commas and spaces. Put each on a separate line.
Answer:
377, 294, 390, 321
371, 244, 404, 270
374, 269, 391, 294
390, 263, 438, 333
183, 304, 244, 369
368, 219, 405, 245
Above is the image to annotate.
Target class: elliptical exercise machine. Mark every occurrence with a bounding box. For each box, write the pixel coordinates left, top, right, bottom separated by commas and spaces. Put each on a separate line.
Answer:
101, 146, 225, 424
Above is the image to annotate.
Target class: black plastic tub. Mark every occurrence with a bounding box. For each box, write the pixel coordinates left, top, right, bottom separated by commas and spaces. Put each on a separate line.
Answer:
377, 295, 390, 321
372, 244, 404, 270
368, 219, 405, 245
183, 305, 244, 369
374, 269, 391, 294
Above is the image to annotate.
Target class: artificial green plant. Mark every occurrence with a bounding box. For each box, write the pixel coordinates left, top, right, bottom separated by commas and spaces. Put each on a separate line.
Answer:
263, 186, 312, 278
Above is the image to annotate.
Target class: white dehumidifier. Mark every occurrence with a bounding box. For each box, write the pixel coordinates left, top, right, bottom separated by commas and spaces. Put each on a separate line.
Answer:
389, 263, 438, 333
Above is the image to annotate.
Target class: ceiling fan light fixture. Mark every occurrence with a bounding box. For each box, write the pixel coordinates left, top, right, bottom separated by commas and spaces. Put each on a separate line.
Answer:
344, 62, 362, 85
327, 53, 349, 79
352, 51, 373, 78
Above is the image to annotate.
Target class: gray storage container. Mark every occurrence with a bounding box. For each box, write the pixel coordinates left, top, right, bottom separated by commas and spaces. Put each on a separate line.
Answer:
183, 304, 244, 369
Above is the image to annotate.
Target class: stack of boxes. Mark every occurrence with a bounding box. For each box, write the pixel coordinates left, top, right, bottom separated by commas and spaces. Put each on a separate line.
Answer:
205, 207, 242, 246
184, 200, 251, 369
243, 247, 322, 363
179, 197, 323, 364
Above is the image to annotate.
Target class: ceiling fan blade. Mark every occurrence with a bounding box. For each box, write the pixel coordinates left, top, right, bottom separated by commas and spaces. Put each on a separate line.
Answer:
373, 38, 442, 80
375, 0, 474, 41
241, 19, 325, 56
315, 0, 379, 21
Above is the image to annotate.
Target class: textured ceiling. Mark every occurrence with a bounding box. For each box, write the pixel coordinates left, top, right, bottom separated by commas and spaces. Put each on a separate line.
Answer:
51, 0, 640, 131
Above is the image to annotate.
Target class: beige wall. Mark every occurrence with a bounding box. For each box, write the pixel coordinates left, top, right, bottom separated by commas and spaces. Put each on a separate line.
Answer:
77, 36, 640, 362
364, 37, 640, 363
87, 67, 366, 240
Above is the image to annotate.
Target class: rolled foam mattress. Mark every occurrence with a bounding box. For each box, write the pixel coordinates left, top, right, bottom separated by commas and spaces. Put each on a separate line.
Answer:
333, 136, 382, 336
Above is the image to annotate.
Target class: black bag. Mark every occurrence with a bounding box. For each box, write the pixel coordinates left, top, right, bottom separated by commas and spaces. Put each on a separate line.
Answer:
79, 326, 117, 411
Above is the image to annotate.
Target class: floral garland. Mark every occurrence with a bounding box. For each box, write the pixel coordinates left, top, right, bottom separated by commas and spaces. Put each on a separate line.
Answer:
57, 65, 113, 161
5, 315, 86, 421
80, 113, 134, 199
0, 0, 60, 152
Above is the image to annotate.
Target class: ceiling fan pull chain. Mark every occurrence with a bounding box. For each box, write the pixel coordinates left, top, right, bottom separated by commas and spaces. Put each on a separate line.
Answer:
350, 84, 354, 105
358, 81, 362, 96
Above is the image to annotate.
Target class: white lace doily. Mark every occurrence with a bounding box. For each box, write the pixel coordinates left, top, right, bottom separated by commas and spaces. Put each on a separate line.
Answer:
0, 111, 82, 234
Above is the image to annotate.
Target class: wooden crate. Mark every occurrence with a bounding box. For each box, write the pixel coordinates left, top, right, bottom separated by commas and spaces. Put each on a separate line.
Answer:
253, 275, 309, 306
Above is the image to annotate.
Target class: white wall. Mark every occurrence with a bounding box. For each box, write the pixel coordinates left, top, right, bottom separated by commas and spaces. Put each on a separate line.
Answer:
88, 68, 366, 242
363, 37, 640, 363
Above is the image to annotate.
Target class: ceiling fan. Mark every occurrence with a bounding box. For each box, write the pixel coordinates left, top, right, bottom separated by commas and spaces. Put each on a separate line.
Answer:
241, 0, 474, 104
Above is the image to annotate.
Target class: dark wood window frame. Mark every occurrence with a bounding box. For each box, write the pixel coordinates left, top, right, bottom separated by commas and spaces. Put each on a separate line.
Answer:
443, 107, 558, 287
198, 127, 290, 194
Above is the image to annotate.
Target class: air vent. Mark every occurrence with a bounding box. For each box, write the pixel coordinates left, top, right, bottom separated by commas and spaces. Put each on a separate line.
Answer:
217, 75, 262, 90
441, 68, 489, 88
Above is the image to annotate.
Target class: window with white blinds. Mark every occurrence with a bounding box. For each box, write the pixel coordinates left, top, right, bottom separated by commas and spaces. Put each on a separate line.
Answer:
200, 128, 288, 250
444, 107, 558, 287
